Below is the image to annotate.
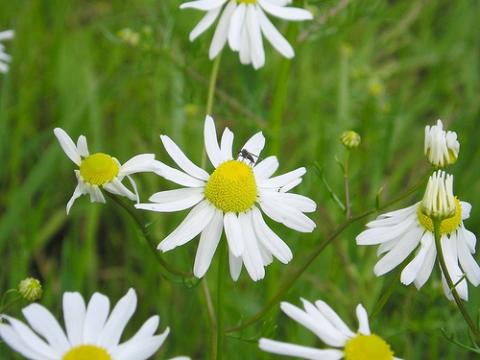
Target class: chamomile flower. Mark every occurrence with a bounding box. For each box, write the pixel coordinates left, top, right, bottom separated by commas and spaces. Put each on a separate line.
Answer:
424, 119, 459, 168
0, 288, 189, 360
0, 30, 14, 74
259, 299, 402, 360
136, 115, 316, 281
356, 171, 480, 301
180, 0, 313, 69
54, 128, 159, 214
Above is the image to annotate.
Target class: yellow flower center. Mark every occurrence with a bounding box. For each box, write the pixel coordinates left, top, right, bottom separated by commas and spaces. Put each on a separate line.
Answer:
79, 153, 120, 186
204, 160, 257, 213
417, 197, 462, 234
344, 334, 394, 360
237, 0, 256, 3
63, 345, 111, 360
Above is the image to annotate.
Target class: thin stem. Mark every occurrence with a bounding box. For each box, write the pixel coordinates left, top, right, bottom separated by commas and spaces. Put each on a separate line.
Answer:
206, 54, 222, 116
369, 269, 401, 319
215, 241, 227, 359
202, 279, 217, 360
0, 297, 21, 314
107, 193, 193, 279
433, 218, 480, 340
344, 151, 351, 219
226, 177, 425, 333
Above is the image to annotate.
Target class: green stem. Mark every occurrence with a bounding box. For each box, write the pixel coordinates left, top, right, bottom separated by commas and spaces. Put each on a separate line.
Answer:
215, 241, 227, 359
0, 297, 21, 314
433, 218, 480, 340
344, 150, 351, 219
369, 269, 401, 319
206, 54, 222, 116
107, 193, 193, 279
226, 177, 426, 333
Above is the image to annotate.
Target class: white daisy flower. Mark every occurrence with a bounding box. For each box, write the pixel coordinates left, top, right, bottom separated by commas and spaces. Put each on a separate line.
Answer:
0, 288, 190, 360
180, 0, 313, 69
424, 119, 459, 168
0, 29, 14, 74
356, 172, 480, 301
54, 128, 160, 215
136, 115, 316, 281
259, 298, 402, 360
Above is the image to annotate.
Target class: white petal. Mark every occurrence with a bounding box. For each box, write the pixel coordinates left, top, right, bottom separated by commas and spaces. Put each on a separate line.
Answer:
239, 22, 251, 64
401, 232, 434, 286
281, 178, 302, 192
111, 328, 170, 360
246, 5, 265, 69
22, 303, 70, 354
160, 135, 210, 180
254, 156, 279, 179
120, 154, 159, 175
414, 232, 437, 289
76, 135, 89, 157
461, 201, 472, 220
260, 199, 316, 232
66, 183, 86, 215
88, 185, 106, 203
194, 210, 224, 277
0, 324, 46, 360
259, 338, 343, 360
189, 8, 222, 41
251, 206, 292, 264
209, 1, 237, 59
441, 234, 468, 301
129, 316, 160, 342
98, 289, 137, 349
239, 211, 265, 281
228, 4, 247, 51
261, 190, 316, 213
280, 302, 346, 347
224, 212, 244, 257
260, 167, 305, 188
1, 316, 59, 359
229, 250, 243, 281
258, 0, 313, 21
241, 131, 265, 163
158, 201, 215, 251
104, 178, 137, 201
356, 304, 371, 335
180, 0, 227, 11
314, 300, 355, 338
83, 292, 110, 344
258, 7, 294, 58
356, 216, 416, 245
63, 292, 86, 347
54, 128, 81, 165
155, 162, 206, 187
220, 127, 234, 161
457, 228, 480, 286
0, 30, 15, 41
204, 115, 223, 167
137, 189, 204, 212
373, 226, 422, 276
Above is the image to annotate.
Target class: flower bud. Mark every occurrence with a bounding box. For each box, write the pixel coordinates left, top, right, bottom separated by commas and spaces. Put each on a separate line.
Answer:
421, 171, 455, 220
18, 278, 43, 302
424, 119, 459, 168
341, 131, 361, 149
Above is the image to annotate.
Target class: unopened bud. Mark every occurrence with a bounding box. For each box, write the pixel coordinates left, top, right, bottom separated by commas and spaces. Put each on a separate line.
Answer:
18, 278, 42, 302
341, 131, 361, 149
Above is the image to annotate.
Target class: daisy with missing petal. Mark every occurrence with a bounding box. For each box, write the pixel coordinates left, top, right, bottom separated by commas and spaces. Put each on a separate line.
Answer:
136, 115, 316, 281
356, 171, 480, 301
0, 29, 14, 74
0, 288, 189, 360
424, 119, 459, 168
54, 128, 159, 214
259, 298, 402, 360
180, 0, 313, 69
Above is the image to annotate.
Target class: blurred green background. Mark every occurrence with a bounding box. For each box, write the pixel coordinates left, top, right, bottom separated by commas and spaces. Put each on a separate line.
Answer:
1, 0, 480, 358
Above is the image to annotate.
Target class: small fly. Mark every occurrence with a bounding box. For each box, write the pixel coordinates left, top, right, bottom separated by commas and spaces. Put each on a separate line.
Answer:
238, 149, 259, 164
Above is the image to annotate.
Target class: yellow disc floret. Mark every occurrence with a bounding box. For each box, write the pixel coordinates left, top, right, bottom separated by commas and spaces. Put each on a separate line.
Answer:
63, 345, 111, 360
344, 334, 394, 360
237, 0, 256, 3
79, 153, 120, 186
205, 160, 257, 213
418, 197, 462, 234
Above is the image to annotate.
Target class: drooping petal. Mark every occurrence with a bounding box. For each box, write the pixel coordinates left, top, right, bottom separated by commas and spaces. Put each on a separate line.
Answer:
223, 212, 244, 257
189, 8, 222, 41
180, 0, 227, 11
246, 4, 265, 69
228, 4, 247, 51
239, 211, 265, 281
258, 6, 294, 58
258, 0, 313, 21
209, 1, 237, 59
194, 210, 224, 277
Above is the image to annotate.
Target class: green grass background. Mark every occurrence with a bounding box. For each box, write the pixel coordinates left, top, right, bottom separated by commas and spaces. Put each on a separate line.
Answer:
1, 0, 480, 358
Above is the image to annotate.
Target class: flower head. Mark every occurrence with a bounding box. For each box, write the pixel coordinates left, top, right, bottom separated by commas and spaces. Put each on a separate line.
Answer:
424, 119, 459, 168
259, 299, 402, 360
356, 179, 480, 300
18, 278, 43, 302
136, 115, 316, 281
0, 288, 189, 360
180, 0, 313, 69
0, 30, 15, 74
421, 171, 455, 220
54, 128, 159, 214
341, 131, 361, 150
